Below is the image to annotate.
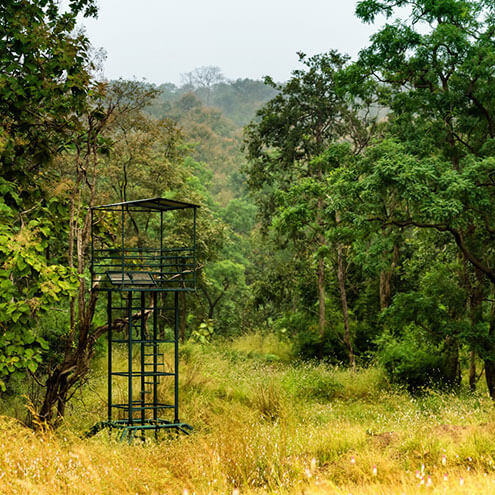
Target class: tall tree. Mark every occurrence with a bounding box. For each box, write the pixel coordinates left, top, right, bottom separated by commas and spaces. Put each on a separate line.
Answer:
0, 0, 96, 400
181, 66, 224, 105
349, 0, 495, 394
245, 51, 376, 350
36, 81, 163, 425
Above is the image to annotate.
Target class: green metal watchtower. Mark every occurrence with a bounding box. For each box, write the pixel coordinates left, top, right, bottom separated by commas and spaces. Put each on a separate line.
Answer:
87, 198, 199, 441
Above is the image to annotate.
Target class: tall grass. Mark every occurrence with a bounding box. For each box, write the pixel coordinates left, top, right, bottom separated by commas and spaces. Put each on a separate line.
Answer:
1, 332, 495, 494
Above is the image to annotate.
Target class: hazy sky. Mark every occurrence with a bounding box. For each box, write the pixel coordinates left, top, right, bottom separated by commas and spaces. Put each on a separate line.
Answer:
82, 0, 384, 85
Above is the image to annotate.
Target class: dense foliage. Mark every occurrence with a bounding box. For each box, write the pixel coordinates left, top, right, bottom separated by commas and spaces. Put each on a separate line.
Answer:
3, 0, 495, 428
244, 0, 495, 394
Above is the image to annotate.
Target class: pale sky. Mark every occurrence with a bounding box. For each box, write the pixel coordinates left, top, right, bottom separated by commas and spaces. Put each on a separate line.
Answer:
82, 0, 385, 85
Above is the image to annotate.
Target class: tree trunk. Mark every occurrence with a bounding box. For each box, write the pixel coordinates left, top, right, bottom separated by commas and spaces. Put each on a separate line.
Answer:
316, 193, 326, 337
317, 257, 326, 337
379, 271, 390, 311
38, 351, 88, 426
469, 351, 476, 391
200, 282, 229, 320
37, 292, 99, 426
486, 360, 495, 400
337, 243, 355, 370
484, 312, 495, 401
468, 267, 485, 392
443, 335, 460, 386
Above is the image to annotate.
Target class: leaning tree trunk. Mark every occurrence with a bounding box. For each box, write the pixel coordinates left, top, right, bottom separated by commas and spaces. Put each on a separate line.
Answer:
337, 243, 355, 370
37, 289, 99, 426
36, 294, 152, 426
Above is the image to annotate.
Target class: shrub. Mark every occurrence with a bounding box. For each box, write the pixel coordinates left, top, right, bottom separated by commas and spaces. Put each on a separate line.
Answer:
376, 331, 452, 391
294, 328, 348, 363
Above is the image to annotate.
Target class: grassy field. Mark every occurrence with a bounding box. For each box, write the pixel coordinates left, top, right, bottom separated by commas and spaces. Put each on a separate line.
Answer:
2, 333, 495, 494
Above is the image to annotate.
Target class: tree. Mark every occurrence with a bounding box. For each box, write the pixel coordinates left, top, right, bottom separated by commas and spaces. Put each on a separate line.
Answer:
349, 0, 495, 395
181, 66, 224, 105
34, 79, 208, 425
200, 260, 246, 320
245, 52, 376, 362
0, 0, 97, 406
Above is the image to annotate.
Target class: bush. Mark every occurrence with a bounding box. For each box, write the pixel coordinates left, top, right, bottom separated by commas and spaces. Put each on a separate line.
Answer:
376, 331, 452, 391
294, 328, 348, 363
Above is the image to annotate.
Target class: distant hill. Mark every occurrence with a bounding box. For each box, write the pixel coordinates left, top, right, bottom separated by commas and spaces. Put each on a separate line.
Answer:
147, 77, 278, 128
145, 77, 277, 204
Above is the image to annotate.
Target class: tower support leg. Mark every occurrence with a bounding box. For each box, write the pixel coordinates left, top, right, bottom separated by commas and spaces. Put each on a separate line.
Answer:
174, 291, 179, 424
107, 291, 112, 428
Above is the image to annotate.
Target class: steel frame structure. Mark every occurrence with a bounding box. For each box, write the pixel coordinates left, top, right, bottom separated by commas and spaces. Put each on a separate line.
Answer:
86, 198, 199, 441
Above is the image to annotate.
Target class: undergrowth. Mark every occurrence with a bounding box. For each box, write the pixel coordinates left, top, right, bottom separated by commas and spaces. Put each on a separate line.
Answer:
1, 331, 495, 494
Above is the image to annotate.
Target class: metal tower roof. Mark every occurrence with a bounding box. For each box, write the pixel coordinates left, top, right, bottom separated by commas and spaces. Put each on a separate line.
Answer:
92, 197, 200, 211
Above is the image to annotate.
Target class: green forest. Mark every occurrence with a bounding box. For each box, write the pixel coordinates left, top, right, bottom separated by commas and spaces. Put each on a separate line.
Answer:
3, 0, 495, 493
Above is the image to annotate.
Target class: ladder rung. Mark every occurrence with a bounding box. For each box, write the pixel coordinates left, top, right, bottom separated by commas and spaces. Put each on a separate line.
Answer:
110, 307, 155, 311
111, 371, 174, 377
108, 305, 175, 310
143, 341, 174, 345
112, 339, 175, 344
112, 403, 174, 411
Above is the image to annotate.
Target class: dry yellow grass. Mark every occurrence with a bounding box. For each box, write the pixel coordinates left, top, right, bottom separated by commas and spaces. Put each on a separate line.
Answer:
1, 333, 495, 494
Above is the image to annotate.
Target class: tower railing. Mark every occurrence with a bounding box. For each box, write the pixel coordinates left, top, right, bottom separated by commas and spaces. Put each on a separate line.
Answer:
92, 247, 195, 291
